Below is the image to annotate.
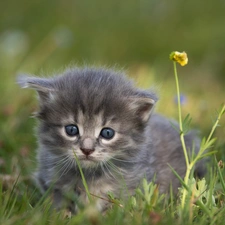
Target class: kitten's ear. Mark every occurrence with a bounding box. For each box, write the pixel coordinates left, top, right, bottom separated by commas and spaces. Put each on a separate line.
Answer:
17, 75, 55, 101
128, 94, 157, 123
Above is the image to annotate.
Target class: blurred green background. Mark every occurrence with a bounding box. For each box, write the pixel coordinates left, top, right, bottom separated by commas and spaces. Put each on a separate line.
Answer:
0, 0, 225, 177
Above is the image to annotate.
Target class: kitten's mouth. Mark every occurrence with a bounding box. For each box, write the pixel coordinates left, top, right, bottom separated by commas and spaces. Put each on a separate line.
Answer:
79, 155, 96, 162
78, 155, 99, 168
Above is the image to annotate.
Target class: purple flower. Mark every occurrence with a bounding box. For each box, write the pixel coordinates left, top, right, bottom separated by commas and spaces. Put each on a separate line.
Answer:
174, 94, 187, 105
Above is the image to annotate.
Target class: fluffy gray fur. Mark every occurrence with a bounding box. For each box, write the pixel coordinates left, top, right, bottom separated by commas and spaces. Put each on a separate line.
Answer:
18, 67, 205, 212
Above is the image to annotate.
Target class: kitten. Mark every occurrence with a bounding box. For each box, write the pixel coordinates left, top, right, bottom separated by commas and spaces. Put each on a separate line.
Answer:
18, 67, 205, 212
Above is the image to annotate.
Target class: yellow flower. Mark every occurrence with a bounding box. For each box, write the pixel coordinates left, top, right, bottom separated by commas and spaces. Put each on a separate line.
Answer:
169, 51, 188, 66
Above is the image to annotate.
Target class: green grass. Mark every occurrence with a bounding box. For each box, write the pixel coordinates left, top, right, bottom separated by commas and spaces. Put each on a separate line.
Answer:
1, 165, 225, 225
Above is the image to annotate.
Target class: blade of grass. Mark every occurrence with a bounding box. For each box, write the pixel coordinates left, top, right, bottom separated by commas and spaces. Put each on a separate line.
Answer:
215, 156, 225, 192
73, 151, 92, 202
168, 164, 189, 191
3, 175, 20, 220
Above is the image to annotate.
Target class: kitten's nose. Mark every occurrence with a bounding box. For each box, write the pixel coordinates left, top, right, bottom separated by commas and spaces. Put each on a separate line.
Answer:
80, 148, 94, 156
80, 137, 95, 156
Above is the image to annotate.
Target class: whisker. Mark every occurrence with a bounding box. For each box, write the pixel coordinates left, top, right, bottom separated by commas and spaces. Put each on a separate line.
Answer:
54, 157, 71, 171
107, 160, 123, 175
39, 154, 71, 166
110, 156, 138, 164
52, 155, 73, 175
58, 158, 75, 179
104, 161, 118, 180
100, 162, 112, 180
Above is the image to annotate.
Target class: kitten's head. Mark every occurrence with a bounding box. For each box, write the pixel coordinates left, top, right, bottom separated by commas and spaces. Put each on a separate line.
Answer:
18, 68, 157, 169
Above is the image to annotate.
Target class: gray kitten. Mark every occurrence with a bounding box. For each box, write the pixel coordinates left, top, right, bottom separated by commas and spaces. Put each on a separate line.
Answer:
18, 67, 205, 212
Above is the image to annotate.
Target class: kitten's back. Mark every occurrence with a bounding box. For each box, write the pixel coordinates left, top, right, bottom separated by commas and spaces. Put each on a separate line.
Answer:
147, 114, 205, 192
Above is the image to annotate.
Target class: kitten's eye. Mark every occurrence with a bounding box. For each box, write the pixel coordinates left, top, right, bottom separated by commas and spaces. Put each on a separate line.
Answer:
100, 128, 115, 140
65, 125, 79, 136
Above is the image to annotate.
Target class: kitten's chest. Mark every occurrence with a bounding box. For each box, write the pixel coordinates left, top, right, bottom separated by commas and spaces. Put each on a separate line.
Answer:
69, 177, 116, 211
78, 177, 114, 196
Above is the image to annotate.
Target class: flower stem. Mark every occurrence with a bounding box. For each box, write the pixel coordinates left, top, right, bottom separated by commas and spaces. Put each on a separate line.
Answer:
173, 61, 189, 167
173, 61, 190, 208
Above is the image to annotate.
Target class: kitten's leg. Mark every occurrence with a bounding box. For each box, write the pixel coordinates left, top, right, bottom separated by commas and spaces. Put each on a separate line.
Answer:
35, 175, 66, 210
52, 189, 76, 217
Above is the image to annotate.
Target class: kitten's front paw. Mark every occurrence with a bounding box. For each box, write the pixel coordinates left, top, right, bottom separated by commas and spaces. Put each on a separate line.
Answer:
62, 209, 72, 219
